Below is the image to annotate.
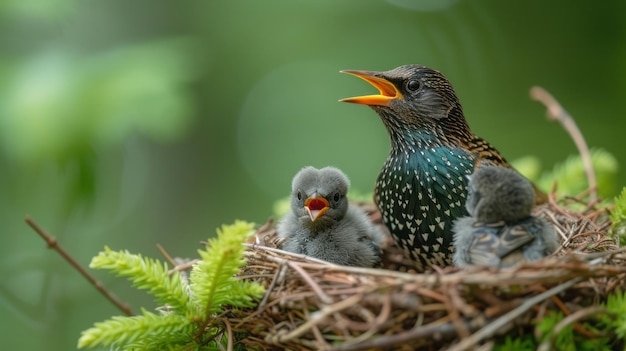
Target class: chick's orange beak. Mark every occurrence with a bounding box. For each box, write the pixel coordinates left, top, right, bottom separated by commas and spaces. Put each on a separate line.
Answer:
339, 70, 402, 106
304, 197, 330, 221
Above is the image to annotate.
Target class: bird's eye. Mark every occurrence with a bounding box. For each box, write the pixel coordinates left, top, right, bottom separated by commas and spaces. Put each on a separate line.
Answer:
406, 79, 420, 92
333, 192, 341, 202
297, 191, 302, 201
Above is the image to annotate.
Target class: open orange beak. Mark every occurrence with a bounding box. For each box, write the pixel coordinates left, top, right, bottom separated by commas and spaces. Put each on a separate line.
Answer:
339, 70, 403, 106
304, 197, 330, 221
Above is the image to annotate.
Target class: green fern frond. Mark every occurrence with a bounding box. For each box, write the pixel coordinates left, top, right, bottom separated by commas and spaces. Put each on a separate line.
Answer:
605, 291, 626, 338
536, 148, 618, 198
536, 310, 614, 350
188, 220, 264, 318
79, 221, 265, 350
536, 312, 576, 350
610, 187, 626, 242
77, 308, 190, 349
90, 246, 189, 311
535, 311, 564, 340
493, 335, 535, 351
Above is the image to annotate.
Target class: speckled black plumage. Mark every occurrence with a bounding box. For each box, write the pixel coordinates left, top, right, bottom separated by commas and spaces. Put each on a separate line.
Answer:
341, 64, 531, 271
452, 166, 559, 267
277, 166, 385, 268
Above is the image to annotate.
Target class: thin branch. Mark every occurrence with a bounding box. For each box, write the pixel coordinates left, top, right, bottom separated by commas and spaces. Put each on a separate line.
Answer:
169, 259, 200, 275
24, 215, 133, 316
257, 261, 287, 309
222, 318, 234, 351
447, 277, 583, 351
267, 294, 363, 344
530, 86, 597, 201
287, 261, 333, 304
327, 321, 462, 351
157, 243, 177, 267
246, 246, 626, 286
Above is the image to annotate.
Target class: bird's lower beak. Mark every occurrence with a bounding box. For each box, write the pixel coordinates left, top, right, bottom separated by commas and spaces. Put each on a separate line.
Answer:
339, 70, 402, 107
304, 197, 330, 221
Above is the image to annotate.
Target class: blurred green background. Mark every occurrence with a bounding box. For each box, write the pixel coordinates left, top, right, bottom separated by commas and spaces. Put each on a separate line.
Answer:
1, 0, 624, 349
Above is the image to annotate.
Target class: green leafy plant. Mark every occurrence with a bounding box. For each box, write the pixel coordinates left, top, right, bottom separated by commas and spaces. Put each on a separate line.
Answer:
602, 291, 626, 339
610, 187, 626, 243
78, 220, 264, 350
510, 149, 618, 199
535, 311, 577, 350
536, 148, 618, 198
494, 293, 626, 351
493, 335, 535, 351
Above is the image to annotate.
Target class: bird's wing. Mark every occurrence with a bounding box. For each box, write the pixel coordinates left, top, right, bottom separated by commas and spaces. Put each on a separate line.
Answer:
493, 220, 538, 259
466, 135, 509, 168
466, 221, 504, 266
519, 216, 560, 260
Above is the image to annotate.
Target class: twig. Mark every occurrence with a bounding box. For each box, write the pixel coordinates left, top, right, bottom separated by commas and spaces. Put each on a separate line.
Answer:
248, 246, 626, 286
257, 261, 287, 309
267, 294, 362, 344
24, 215, 134, 316
327, 321, 462, 351
157, 243, 177, 267
311, 325, 331, 350
169, 259, 200, 274
287, 261, 333, 304
243, 243, 335, 265
447, 277, 583, 351
222, 318, 233, 351
530, 86, 597, 202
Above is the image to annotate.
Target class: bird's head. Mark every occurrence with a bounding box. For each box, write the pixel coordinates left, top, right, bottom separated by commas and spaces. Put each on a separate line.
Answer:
290, 166, 350, 226
340, 64, 470, 141
465, 166, 535, 223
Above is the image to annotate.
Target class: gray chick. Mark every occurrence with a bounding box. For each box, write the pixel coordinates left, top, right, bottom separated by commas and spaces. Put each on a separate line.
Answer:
277, 166, 385, 267
453, 166, 559, 268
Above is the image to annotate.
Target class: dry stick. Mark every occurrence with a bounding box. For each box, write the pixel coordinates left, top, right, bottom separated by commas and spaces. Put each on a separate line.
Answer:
311, 325, 331, 350
157, 243, 178, 267
287, 261, 333, 304
327, 321, 461, 351
442, 284, 471, 340
336, 296, 391, 346
447, 276, 583, 351
243, 243, 336, 265
169, 259, 200, 274
251, 246, 626, 286
257, 263, 285, 309
222, 318, 234, 351
267, 294, 363, 344
530, 86, 597, 202
24, 216, 134, 316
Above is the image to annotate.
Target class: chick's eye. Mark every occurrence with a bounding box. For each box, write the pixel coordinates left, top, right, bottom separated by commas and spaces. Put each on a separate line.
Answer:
333, 192, 341, 202
297, 191, 302, 201
406, 79, 420, 92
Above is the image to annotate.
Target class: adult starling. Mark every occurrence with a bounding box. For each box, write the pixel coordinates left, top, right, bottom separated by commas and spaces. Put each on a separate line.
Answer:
277, 166, 385, 268
452, 166, 559, 267
340, 64, 546, 270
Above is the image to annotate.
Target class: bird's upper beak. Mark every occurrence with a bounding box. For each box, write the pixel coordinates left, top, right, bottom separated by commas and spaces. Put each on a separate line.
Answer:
339, 70, 403, 106
304, 197, 330, 221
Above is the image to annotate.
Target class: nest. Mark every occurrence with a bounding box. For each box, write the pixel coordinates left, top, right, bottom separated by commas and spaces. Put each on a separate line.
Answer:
227, 191, 626, 350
